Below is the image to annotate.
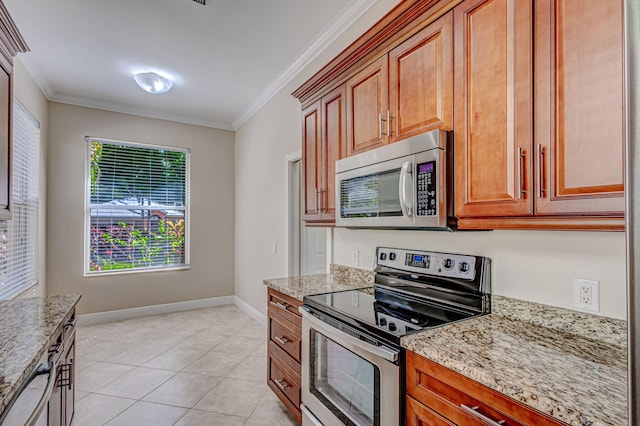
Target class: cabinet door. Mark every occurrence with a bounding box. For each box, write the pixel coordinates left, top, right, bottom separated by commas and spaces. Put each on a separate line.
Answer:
454, 0, 533, 218
406, 396, 457, 426
321, 85, 346, 221
534, 0, 624, 215
63, 339, 75, 426
302, 101, 322, 221
48, 361, 63, 426
389, 12, 453, 142
346, 56, 389, 156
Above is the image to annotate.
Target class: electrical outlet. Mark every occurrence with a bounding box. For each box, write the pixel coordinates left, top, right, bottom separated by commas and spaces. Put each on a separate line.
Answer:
351, 292, 359, 307
272, 242, 278, 254
573, 279, 600, 312
351, 250, 359, 266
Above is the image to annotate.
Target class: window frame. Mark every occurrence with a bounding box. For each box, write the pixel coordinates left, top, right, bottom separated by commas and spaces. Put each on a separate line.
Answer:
84, 137, 191, 276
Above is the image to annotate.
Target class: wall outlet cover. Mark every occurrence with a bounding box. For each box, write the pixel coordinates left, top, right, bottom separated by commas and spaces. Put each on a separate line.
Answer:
573, 278, 600, 312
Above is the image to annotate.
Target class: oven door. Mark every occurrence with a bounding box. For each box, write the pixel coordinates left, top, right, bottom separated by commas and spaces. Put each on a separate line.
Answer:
336, 155, 415, 228
300, 307, 400, 426
335, 148, 446, 229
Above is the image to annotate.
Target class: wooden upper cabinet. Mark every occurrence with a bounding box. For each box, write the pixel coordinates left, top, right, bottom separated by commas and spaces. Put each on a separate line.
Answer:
302, 101, 322, 221
302, 85, 346, 224
346, 56, 389, 156
321, 85, 346, 221
454, 0, 534, 218
389, 12, 453, 142
534, 0, 625, 216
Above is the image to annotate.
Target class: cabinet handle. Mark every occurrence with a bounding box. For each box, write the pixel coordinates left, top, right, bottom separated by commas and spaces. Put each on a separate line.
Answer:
379, 113, 388, 137
316, 189, 321, 212
273, 301, 290, 311
387, 110, 393, 136
517, 147, 527, 199
275, 378, 290, 391
274, 336, 290, 345
537, 144, 545, 198
49, 340, 62, 355
461, 404, 506, 426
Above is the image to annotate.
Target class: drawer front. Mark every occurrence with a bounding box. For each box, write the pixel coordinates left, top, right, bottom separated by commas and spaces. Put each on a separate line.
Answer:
268, 289, 302, 327
406, 351, 565, 426
268, 353, 301, 410
269, 311, 302, 362
406, 396, 457, 426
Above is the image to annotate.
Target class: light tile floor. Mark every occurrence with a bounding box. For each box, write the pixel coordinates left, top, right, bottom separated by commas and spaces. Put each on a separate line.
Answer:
74, 304, 297, 426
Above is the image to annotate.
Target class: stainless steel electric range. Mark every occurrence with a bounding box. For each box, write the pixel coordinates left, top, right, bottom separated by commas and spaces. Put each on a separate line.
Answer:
299, 247, 491, 426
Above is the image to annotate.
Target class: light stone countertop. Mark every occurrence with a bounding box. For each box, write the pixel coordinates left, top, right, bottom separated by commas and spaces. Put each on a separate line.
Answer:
0, 293, 82, 416
401, 295, 627, 426
263, 264, 374, 301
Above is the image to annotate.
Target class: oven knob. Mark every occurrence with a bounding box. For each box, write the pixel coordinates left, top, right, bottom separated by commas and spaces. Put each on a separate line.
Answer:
388, 322, 397, 332
389, 252, 397, 261
443, 258, 454, 269
459, 262, 470, 273
379, 317, 387, 326
379, 252, 387, 261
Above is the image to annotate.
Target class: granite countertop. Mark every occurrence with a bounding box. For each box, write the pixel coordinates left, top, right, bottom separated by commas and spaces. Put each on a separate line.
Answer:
0, 293, 82, 416
263, 264, 374, 301
401, 295, 627, 426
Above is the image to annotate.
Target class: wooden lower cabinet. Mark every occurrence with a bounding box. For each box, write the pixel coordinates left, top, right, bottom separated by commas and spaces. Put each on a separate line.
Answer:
267, 289, 302, 424
406, 351, 567, 426
47, 311, 76, 426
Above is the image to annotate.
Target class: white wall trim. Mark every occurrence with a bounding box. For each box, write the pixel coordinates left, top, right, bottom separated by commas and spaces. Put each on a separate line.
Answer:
286, 150, 302, 162
234, 296, 267, 326
231, 0, 379, 130
77, 296, 235, 325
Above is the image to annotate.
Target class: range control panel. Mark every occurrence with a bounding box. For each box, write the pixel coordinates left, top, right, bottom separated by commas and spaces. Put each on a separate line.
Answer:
376, 247, 477, 280
416, 161, 437, 216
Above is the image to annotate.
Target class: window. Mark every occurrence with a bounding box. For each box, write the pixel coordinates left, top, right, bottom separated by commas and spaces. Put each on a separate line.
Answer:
85, 137, 190, 274
0, 101, 40, 300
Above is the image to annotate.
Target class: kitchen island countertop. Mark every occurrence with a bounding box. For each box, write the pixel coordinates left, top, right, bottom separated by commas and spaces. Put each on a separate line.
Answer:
263, 264, 374, 301
0, 293, 81, 417
402, 295, 627, 426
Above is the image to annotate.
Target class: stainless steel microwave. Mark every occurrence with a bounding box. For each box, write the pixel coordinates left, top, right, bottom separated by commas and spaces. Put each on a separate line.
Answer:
335, 130, 455, 230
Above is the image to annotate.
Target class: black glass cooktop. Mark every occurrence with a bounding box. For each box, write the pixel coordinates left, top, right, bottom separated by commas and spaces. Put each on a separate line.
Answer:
303, 285, 476, 346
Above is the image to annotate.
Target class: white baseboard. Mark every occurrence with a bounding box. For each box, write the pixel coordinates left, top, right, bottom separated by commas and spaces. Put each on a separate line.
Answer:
234, 296, 267, 327
77, 295, 235, 325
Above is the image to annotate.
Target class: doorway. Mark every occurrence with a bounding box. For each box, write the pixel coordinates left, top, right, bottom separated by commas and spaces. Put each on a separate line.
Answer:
289, 159, 327, 276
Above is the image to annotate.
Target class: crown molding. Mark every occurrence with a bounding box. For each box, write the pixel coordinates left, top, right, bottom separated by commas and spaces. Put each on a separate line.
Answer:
231, 0, 378, 130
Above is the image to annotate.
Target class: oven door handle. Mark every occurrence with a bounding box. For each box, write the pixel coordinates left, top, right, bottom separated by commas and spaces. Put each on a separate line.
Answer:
399, 161, 413, 217
299, 306, 399, 363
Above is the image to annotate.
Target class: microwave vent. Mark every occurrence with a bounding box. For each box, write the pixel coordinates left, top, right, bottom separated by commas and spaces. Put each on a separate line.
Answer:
192, 0, 206, 5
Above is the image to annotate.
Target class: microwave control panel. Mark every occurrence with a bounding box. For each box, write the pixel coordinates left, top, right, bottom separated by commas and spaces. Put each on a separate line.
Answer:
416, 161, 437, 216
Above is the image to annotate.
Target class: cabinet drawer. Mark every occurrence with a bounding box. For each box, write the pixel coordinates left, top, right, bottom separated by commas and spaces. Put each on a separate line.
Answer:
268, 353, 301, 415
268, 289, 302, 327
406, 396, 457, 426
269, 311, 301, 362
406, 351, 566, 426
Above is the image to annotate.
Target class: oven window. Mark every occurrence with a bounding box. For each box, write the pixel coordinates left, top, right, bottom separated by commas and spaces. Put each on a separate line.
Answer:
310, 330, 380, 426
339, 169, 402, 218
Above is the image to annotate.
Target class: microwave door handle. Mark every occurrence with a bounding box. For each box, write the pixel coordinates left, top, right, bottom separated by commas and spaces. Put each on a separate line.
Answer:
399, 161, 413, 217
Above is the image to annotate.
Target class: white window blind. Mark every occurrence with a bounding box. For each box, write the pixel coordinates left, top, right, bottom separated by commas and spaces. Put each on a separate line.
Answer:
85, 137, 190, 274
0, 101, 40, 300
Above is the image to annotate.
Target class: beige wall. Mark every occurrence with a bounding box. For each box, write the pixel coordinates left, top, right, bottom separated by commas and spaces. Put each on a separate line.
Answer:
234, 0, 628, 320
234, 0, 404, 316
333, 229, 626, 320
47, 102, 235, 314
13, 57, 49, 298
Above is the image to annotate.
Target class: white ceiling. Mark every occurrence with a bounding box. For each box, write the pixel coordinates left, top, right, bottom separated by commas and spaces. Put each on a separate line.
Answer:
4, 0, 377, 130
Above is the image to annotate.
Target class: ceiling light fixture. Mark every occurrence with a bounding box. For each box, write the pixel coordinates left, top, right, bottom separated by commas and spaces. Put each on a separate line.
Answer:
134, 72, 173, 94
